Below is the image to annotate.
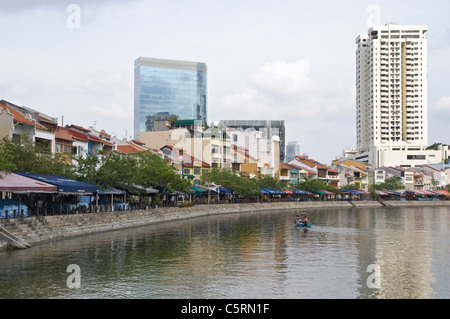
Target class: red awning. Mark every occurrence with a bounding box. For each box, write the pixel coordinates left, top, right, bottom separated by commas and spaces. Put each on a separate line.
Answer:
0, 172, 57, 193
434, 190, 450, 197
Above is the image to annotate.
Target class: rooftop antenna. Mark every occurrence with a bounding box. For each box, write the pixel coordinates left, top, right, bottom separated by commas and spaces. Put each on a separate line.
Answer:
93, 121, 97, 130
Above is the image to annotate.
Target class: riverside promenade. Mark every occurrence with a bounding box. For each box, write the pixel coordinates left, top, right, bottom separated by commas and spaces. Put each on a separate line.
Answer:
1, 200, 450, 250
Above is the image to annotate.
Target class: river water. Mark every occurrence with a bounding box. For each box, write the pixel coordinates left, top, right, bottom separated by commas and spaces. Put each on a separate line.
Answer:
1, 205, 449, 299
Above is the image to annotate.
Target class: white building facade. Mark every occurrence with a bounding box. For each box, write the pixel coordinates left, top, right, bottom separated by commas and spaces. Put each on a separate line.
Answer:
354, 23, 445, 168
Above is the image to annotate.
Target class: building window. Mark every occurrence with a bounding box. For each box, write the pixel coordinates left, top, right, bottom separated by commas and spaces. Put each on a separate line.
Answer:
407, 155, 426, 160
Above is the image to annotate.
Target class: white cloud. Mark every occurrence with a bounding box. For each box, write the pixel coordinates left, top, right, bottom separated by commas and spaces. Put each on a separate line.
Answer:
438, 96, 450, 109
81, 79, 110, 95
249, 59, 314, 97
209, 59, 357, 163
90, 103, 132, 121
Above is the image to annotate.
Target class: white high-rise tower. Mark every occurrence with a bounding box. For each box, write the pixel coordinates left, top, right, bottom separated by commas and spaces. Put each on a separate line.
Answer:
354, 23, 437, 168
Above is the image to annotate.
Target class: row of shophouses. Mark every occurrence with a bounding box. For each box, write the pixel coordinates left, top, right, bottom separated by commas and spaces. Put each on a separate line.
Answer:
1, 99, 449, 192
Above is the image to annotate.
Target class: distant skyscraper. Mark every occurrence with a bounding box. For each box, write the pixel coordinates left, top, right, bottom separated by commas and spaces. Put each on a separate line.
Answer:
134, 57, 207, 138
355, 23, 431, 167
286, 141, 300, 163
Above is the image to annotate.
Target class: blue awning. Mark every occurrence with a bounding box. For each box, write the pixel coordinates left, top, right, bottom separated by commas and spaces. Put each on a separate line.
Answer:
261, 188, 283, 194
15, 172, 100, 194
268, 188, 283, 194
341, 188, 361, 195
218, 187, 234, 194
292, 189, 308, 194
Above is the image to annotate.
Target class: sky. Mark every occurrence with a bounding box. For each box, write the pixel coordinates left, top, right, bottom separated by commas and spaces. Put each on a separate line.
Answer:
1, 0, 449, 164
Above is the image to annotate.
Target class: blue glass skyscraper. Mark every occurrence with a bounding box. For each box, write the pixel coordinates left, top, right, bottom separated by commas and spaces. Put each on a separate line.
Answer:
134, 57, 207, 138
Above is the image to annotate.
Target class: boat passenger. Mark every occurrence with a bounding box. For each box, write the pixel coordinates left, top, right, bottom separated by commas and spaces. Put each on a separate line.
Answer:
303, 216, 308, 226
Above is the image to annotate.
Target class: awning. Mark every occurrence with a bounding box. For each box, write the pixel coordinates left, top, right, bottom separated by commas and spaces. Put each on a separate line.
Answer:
292, 189, 308, 195
268, 188, 283, 194
190, 185, 206, 196
434, 190, 450, 197
0, 171, 57, 193
314, 190, 336, 195
386, 191, 403, 196
341, 188, 361, 195
117, 183, 160, 194
218, 187, 234, 194
375, 190, 389, 196
15, 172, 100, 194
261, 188, 282, 194
198, 185, 218, 194
297, 189, 315, 195
97, 187, 126, 195
406, 189, 440, 196
283, 190, 293, 194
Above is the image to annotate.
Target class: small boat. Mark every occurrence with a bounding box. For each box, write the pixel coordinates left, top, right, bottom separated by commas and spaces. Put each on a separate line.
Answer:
294, 213, 312, 228
295, 222, 312, 228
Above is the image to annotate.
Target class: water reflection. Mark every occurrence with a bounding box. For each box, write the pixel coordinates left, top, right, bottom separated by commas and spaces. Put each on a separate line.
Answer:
1, 206, 449, 299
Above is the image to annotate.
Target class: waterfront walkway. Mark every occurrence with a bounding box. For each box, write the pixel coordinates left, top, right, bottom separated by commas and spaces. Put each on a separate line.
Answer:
1, 199, 450, 250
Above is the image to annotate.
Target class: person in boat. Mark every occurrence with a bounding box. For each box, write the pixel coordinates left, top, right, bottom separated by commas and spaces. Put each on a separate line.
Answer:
302, 216, 309, 226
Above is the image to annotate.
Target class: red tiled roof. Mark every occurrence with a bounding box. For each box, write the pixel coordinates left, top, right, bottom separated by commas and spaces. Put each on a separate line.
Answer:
0, 103, 46, 130
424, 165, 442, 172
132, 139, 145, 145
69, 129, 89, 142
87, 135, 114, 147
100, 130, 111, 138
128, 141, 146, 152
68, 124, 91, 132
280, 163, 293, 169
117, 145, 139, 154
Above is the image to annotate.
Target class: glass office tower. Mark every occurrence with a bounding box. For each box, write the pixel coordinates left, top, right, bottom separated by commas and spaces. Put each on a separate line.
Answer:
134, 57, 207, 138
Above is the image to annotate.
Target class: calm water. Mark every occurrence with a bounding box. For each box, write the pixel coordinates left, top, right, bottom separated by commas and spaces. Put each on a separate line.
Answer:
1, 205, 449, 299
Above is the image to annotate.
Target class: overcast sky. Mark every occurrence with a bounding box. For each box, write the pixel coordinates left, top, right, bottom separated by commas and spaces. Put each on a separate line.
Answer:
1, 0, 449, 164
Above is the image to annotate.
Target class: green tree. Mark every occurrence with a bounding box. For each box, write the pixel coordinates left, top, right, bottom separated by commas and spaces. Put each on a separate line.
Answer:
167, 115, 179, 129
343, 183, 360, 190
372, 176, 405, 191
295, 175, 341, 194
73, 152, 101, 184
135, 152, 190, 193
257, 174, 282, 190
201, 168, 261, 198
0, 138, 17, 172
95, 152, 138, 190
0, 135, 74, 177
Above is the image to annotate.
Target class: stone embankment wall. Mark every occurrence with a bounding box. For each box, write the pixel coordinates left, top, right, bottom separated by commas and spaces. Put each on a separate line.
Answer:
1, 200, 449, 249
